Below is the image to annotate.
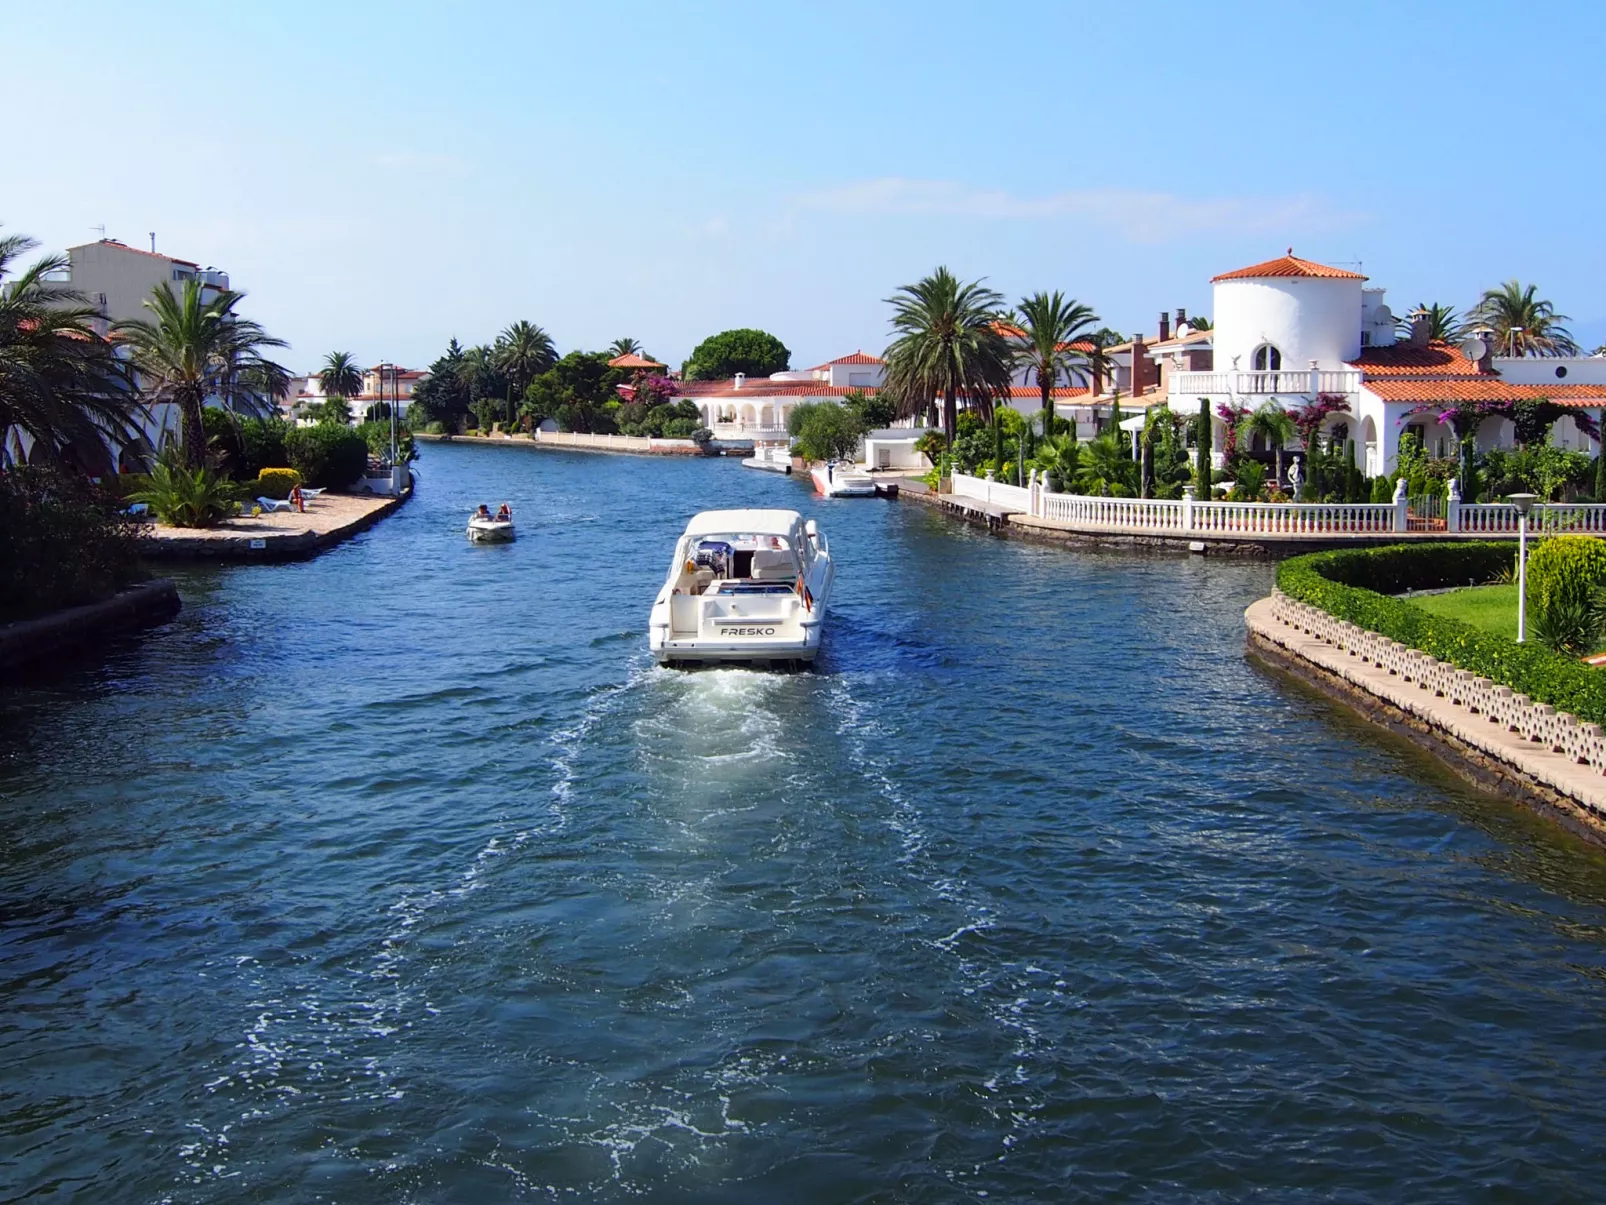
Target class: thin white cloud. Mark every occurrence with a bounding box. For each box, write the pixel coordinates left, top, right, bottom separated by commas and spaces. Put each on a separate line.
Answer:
367, 150, 473, 176
797, 177, 1363, 244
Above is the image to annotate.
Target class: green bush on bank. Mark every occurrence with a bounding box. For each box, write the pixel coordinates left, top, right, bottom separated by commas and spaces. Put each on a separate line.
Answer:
0, 466, 146, 621
1526, 535, 1606, 616
256, 468, 302, 500
1276, 541, 1606, 726
285, 425, 369, 489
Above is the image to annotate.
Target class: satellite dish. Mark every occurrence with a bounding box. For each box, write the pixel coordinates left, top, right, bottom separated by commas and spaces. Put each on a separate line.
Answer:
1460, 336, 1488, 362
1373, 304, 1392, 324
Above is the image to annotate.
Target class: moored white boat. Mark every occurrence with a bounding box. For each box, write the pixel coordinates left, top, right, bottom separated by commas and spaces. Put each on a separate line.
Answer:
466, 516, 516, 542
741, 444, 792, 474
810, 460, 875, 497
650, 508, 833, 667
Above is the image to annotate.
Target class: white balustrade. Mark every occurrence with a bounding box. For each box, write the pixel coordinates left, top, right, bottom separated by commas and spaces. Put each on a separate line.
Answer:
940, 475, 1606, 540
1169, 369, 1362, 400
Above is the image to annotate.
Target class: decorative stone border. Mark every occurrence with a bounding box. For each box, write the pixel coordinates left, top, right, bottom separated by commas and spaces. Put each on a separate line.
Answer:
1248, 591, 1606, 832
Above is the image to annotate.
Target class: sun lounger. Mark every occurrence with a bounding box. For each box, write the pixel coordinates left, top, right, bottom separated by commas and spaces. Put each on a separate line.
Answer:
257, 496, 294, 513
299, 487, 325, 499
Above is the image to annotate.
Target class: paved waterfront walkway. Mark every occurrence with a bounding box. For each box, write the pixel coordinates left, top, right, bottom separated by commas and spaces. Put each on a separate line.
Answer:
140, 489, 409, 560
1245, 595, 1606, 826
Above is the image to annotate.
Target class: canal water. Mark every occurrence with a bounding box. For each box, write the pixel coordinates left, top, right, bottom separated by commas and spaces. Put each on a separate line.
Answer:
6, 442, 1606, 1203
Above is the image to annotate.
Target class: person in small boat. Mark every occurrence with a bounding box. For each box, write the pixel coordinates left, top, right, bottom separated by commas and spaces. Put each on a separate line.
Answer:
474, 504, 493, 522
495, 503, 512, 522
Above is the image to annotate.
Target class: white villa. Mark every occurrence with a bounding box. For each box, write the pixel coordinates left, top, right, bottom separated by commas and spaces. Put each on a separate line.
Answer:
1134, 251, 1606, 475
8, 238, 238, 472
287, 364, 427, 425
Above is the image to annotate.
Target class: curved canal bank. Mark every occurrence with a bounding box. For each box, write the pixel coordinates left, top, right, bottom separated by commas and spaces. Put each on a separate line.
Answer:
6, 441, 1606, 1201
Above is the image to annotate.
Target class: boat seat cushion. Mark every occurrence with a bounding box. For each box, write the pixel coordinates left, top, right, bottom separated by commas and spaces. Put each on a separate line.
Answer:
750, 550, 795, 581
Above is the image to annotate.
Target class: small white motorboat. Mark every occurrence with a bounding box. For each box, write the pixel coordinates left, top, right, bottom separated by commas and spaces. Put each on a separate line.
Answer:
650, 508, 833, 667
742, 444, 792, 474
810, 460, 876, 497
466, 508, 516, 543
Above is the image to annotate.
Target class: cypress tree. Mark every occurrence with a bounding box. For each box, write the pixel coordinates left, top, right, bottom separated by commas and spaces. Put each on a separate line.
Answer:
1595, 411, 1606, 500
992, 418, 1004, 476
1196, 399, 1212, 496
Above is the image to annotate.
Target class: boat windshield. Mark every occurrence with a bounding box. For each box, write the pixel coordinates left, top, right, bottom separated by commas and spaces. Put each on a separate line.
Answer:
675, 533, 801, 593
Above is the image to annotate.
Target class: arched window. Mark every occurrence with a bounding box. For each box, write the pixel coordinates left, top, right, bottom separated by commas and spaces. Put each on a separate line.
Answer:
1252, 344, 1282, 371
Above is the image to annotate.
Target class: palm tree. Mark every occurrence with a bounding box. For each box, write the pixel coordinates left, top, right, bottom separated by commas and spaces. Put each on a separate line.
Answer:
115, 280, 286, 468
1471, 280, 1578, 356
1395, 302, 1465, 343
0, 230, 138, 465
1182, 315, 1212, 332
498, 321, 558, 394
1083, 327, 1126, 396
1246, 401, 1297, 484
1014, 291, 1100, 437
1073, 432, 1135, 496
882, 266, 1014, 437
607, 337, 643, 358
319, 351, 363, 402
239, 358, 291, 416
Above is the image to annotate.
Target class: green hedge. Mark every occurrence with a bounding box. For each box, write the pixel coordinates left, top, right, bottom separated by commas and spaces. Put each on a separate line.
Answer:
285, 425, 369, 489
1276, 541, 1606, 726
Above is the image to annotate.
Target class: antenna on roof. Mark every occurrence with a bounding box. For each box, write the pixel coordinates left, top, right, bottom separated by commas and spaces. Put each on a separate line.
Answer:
92, 224, 106, 240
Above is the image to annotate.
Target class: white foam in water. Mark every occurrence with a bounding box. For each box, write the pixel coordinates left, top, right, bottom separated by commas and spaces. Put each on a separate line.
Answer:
822, 670, 1054, 1162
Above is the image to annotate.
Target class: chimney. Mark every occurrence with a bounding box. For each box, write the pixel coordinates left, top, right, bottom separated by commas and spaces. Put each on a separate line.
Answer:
1131, 333, 1154, 394
1408, 310, 1432, 349
733, 372, 746, 390
1158, 311, 1171, 342
1175, 307, 1187, 331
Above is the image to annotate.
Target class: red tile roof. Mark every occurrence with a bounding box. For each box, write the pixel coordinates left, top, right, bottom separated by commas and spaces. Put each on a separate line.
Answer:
607, 352, 666, 369
809, 350, 884, 369
1365, 380, 1606, 406
1212, 252, 1366, 283
680, 379, 882, 399
1007, 386, 1096, 400
1349, 342, 1484, 377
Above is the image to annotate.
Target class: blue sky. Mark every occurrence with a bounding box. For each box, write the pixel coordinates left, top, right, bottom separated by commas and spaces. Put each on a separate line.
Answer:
7, 1, 1605, 371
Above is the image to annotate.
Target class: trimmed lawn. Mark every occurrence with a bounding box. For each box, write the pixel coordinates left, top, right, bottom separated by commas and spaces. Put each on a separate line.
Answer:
1411, 583, 1520, 640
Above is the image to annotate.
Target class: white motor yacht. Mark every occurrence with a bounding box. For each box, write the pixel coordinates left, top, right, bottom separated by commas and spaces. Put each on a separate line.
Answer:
810, 460, 876, 497
650, 508, 833, 667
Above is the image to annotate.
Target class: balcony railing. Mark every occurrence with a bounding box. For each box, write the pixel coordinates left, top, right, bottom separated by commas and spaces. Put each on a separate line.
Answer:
1171, 369, 1361, 398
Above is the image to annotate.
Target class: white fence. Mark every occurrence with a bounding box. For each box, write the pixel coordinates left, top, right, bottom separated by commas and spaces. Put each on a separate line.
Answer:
948, 472, 1606, 539
533, 431, 701, 453
950, 473, 1031, 511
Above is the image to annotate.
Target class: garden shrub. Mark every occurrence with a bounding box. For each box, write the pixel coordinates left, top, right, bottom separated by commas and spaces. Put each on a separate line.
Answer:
1277, 541, 1606, 726
0, 466, 146, 622
239, 417, 291, 478
285, 425, 369, 489
256, 467, 302, 500
129, 460, 238, 528
1525, 535, 1606, 616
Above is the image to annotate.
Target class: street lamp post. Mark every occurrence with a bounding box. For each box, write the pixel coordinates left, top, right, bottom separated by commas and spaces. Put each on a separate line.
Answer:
1509, 492, 1538, 642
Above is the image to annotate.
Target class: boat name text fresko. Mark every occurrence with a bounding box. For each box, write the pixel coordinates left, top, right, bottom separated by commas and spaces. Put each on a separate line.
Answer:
723, 626, 778, 637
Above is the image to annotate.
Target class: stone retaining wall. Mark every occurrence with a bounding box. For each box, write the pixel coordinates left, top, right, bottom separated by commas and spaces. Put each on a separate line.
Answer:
0, 579, 181, 674
1247, 591, 1606, 836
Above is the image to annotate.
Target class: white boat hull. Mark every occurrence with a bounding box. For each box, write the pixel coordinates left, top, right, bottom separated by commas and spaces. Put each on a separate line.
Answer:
467, 519, 516, 543
741, 456, 792, 474
649, 509, 833, 667
810, 463, 876, 497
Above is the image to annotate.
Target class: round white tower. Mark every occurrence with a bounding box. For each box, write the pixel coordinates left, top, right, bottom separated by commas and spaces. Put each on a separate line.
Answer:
1211, 252, 1367, 374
